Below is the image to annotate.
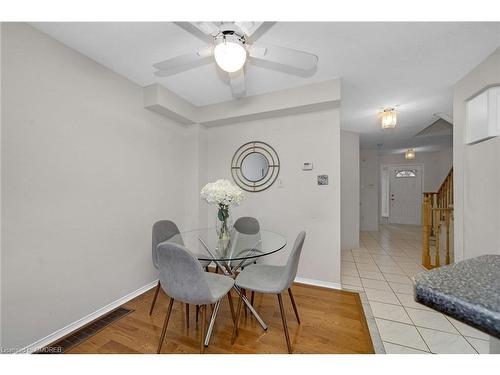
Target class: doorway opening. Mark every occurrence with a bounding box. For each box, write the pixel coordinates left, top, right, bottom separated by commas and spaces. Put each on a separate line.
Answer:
381, 164, 423, 225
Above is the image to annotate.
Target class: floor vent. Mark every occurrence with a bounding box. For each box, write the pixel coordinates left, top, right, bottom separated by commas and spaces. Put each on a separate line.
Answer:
35, 307, 133, 354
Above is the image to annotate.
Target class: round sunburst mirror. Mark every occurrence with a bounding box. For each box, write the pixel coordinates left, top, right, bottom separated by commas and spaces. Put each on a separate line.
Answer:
231, 141, 280, 192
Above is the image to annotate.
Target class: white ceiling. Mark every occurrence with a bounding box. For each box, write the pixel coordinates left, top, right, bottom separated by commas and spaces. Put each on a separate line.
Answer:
31, 22, 500, 150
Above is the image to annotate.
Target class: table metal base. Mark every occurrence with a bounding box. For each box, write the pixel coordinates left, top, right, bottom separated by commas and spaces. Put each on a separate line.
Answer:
198, 236, 269, 347
203, 286, 268, 347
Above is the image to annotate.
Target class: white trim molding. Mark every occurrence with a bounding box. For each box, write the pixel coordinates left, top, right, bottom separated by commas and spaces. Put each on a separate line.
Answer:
294, 277, 341, 290
17, 280, 158, 354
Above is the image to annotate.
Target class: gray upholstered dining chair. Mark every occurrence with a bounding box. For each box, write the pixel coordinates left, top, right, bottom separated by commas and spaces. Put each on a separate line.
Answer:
156, 241, 235, 353
231, 231, 306, 353
150, 220, 211, 326
228, 216, 262, 306
233, 216, 260, 238
216, 217, 262, 270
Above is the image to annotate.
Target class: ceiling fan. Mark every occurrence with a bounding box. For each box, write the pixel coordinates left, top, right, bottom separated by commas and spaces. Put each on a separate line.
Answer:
153, 22, 319, 98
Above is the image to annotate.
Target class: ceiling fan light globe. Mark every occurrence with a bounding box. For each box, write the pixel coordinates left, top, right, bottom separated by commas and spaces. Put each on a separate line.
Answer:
214, 41, 247, 73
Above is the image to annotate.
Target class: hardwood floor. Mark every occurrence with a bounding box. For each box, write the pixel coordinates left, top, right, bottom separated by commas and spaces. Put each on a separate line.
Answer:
65, 283, 374, 354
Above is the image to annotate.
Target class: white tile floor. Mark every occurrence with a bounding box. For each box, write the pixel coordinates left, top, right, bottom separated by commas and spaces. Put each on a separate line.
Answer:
341, 224, 491, 354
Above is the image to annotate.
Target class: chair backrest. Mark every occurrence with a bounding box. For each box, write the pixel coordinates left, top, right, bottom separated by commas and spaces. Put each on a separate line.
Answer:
152, 220, 181, 269
156, 242, 214, 305
230, 217, 262, 267
233, 217, 260, 234
279, 231, 306, 291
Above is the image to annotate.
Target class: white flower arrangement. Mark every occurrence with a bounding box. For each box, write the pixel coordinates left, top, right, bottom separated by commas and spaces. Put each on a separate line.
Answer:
200, 179, 244, 207
201, 179, 244, 240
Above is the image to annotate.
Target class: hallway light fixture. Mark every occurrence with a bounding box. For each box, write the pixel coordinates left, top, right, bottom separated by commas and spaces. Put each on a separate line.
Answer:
381, 108, 397, 129
405, 148, 416, 160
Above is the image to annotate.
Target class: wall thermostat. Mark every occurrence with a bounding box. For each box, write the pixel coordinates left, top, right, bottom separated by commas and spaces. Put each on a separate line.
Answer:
302, 162, 313, 171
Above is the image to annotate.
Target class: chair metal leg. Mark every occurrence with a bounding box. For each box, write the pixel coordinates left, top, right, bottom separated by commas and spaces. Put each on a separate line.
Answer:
200, 305, 206, 354
185, 303, 190, 329
196, 305, 199, 323
227, 291, 236, 324
277, 294, 292, 354
157, 297, 174, 353
250, 291, 255, 306
149, 280, 161, 316
288, 288, 300, 324
204, 300, 221, 347
242, 289, 248, 317
231, 291, 243, 344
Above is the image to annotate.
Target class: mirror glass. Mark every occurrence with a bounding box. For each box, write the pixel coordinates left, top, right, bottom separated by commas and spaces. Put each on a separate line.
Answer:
241, 152, 269, 182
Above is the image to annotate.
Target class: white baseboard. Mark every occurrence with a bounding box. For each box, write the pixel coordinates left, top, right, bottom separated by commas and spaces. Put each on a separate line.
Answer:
18, 280, 159, 354
294, 277, 341, 290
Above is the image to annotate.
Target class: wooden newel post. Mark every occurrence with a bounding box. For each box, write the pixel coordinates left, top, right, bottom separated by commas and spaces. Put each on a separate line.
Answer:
422, 195, 431, 269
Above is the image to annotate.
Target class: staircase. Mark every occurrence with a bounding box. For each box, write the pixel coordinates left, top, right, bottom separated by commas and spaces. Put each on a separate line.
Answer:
422, 168, 453, 269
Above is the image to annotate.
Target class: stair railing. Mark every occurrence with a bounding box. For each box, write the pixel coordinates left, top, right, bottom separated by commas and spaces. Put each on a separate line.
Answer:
422, 168, 453, 269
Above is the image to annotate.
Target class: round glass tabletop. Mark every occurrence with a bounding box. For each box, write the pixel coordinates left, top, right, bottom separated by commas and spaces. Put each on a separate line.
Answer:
164, 228, 287, 262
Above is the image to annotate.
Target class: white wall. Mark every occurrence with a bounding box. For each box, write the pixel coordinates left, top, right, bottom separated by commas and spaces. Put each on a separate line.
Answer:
360, 150, 379, 231
453, 48, 500, 261
1, 23, 194, 349
379, 148, 453, 193
0, 21, 3, 349
0, 23, 344, 350
200, 109, 341, 285
340, 130, 360, 250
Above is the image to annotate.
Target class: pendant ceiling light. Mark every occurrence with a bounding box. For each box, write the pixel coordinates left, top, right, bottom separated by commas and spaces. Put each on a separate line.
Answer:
213, 31, 247, 73
381, 108, 397, 129
405, 148, 416, 160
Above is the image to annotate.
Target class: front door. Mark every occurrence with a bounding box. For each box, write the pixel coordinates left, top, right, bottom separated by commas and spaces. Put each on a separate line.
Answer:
389, 166, 423, 225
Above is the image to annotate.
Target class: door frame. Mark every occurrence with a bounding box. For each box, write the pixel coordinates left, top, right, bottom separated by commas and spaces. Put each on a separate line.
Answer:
381, 163, 424, 225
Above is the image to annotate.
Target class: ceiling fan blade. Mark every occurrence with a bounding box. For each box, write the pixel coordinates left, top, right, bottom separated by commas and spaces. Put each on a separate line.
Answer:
234, 22, 264, 37
248, 43, 318, 72
228, 69, 246, 98
248, 22, 275, 41
174, 22, 218, 43
153, 46, 213, 77
190, 22, 220, 36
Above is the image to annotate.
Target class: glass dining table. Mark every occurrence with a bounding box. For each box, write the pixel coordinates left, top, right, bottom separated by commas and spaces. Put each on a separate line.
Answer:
164, 227, 287, 346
